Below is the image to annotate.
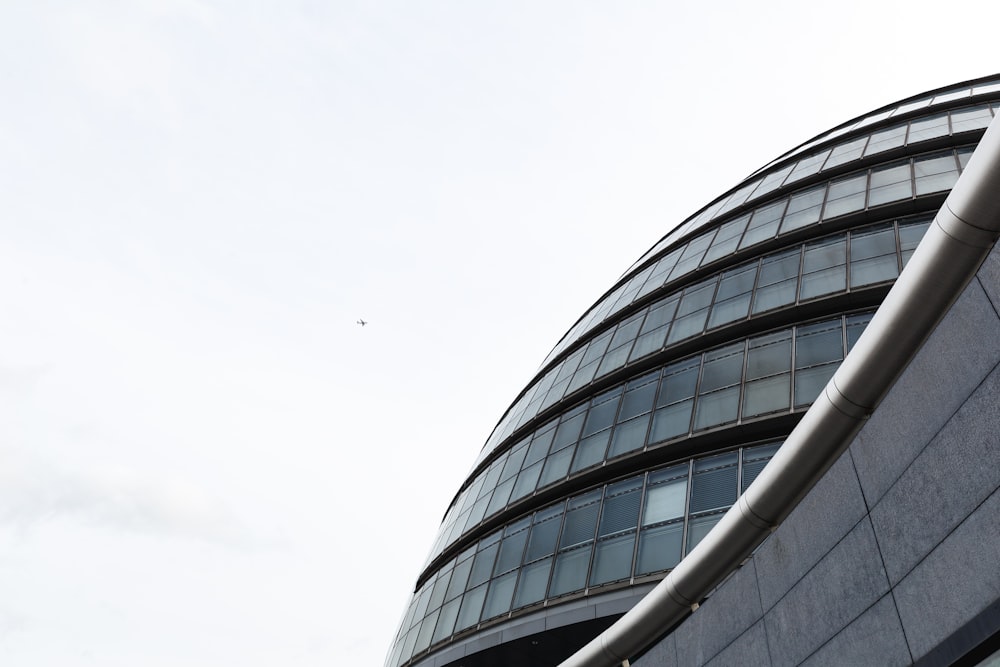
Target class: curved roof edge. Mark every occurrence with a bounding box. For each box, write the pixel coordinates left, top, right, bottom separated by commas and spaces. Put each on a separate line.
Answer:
558, 113, 1000, 667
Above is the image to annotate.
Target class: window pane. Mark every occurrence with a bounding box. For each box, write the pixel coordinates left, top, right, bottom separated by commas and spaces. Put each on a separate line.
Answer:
823, 174, 867, 219
739, 199, 787, 249
693, 385, 740, 430
590, 533, 636, 586
907, 113, 950, 143
864, 123, 907, 156
455, 584, 487, 631
699, 343, 745, 393
571, 431, 610, 472
701, 215, 750, 265
481, 572, 517, 620
780, 185, 825, 233
823, 136, 867, 170
636, 522, 683, 574
432, 598, 461, 643
689, 454, 738, 513
746, 331, 792, 379
850, 224, 899, 287
619, 376, 658, 421
657, 358, 700, 407
951, 105, 993, 133
643, 475, 687, 526
649, 400, 693, 442
914, 153, 959, 196
868, 163, 912, 207
538, 447, 574, 487
743, 374, 791, 417
524, 509, 563, 562
607, 413, 651, 458
686, 514, 723, 553
800, 236, 846, 300
513, 558, 552, 608
549, 547, 590, 597
794, 363, 837, 407
795, 319, 844, 368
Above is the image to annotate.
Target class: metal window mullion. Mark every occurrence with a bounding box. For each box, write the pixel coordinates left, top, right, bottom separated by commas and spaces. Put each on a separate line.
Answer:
680, 460, 693, 559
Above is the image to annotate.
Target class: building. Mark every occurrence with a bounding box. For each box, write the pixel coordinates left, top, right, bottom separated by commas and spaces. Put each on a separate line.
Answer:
386, 75, 1000, 667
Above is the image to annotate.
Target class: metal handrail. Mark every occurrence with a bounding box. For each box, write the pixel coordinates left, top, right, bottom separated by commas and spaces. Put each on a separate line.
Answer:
560, 114, 1000, 667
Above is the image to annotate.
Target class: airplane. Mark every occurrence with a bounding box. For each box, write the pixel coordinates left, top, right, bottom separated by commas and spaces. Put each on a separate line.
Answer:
357, 319, 367, 326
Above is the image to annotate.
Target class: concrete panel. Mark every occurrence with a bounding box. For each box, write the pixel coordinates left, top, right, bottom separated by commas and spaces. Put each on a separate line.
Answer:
753, 453, 868, 612
894, 486, 1000, 661
763, 518, 889, 667
975, 242, 1000, 316
799, 594, 910, 667
703, 621, 771, 667
634, 631, 677, 667
870, 360, 1000, 584
674, 560, 764, 666
850, 280, 1000, 506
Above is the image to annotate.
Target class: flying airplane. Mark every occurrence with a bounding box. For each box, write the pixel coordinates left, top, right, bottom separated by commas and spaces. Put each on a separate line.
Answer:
357, 319, 367, 326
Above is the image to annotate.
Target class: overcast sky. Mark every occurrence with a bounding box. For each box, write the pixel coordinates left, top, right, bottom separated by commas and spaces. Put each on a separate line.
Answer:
0, 2, 996, 665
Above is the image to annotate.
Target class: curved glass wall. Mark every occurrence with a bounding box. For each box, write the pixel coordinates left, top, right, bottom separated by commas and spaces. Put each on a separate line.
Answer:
536, 138, 979, 377
387, 76, 1000, 667
389, 442, 781, 667
425, 310, 871, 567
480, 215, 931, 465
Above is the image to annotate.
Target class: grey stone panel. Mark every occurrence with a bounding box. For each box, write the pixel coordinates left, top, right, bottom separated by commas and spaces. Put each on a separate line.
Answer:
634, 631, 677, 667
544, 600, 596, 629
799, 594, 910, 667
894, 486, 1000, 661
754, 453, 868, 612
763, 518, 889, 667
674, 560, 764, 667
500, 616, 546, 642
870, 359, 1000, 585
975, 241, 1000, 316
850, 279, 1000, 506
703, 621, 771, 667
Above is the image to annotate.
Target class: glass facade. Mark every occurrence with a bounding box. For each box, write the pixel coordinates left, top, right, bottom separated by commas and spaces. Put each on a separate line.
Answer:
386, 76, 1000, 667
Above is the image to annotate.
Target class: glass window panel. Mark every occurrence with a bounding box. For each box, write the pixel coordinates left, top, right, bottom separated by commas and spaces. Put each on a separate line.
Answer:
708, 293, 752, 329
742, 443, 781, 492
607, 413, 651, 458
469, 541, 500, 589
513, 557, 552, 608
689, 454, 738, 513
668, 233, 715, 280
752, 250, 800, 314
850, 224, 899, 287
686, 514, 723, 553
571, 431, 610, 472
649, 400, 693, 443
906, 113, 950, 143
933, 88, 971, 104
893, 95, 932, 116
549, 547, 590, 597
716, 177, 763, 217
739, 199, 787, 250
699, 343, 745, 392
675, 280, 717, 317
899, 219, 931, 266
481, 572, 517, 620
641, 298, 679, 334
864, 123, 907, 156
693, 385, 740, 430
525, 422, 557, 465
538, 446, 575, 488
427, 567, 453, 611
800, 236, 847, 300
868, 162, 913, 207
643, 475, 687, 526
846, 312, 873, 352
914, 153, 959, 196
494, 529, 529, 576
486, 478, 515, 517
715, 264, 758, 301
608, 315, 644, 350
701, 214, 751, 266
823, 136, 868, 170
746, 331, 792, 379
552, 409, 586, 451
414, 609, 439, 653
499, 441, 529, 482
595, 343, 632, 378
582, 389, 623, 437
580, 331, 614, 366
657, 358, 701, 407
559, 494, 601, 548
432, 598, 461, 643
752, 163, 795, 199
636, 522, 683, 574
666, 311, 710, 345
598, 480, 642, 535
951, 105, 993, 133
823, 174, 867, 219
590, 533, 636, 586
794, 363, 838, 407
511, 461, 543, 500
455, 583, 488, 631
958, 147, 974, 170
779, 184, 825, 233
795, 320, 844, 368
629, 328, 668, 362
785, 149, 832, 184
636, 248, 683, 299
743, 374, 791, 418
619, 376, 658, 421
525, 508, 563, 562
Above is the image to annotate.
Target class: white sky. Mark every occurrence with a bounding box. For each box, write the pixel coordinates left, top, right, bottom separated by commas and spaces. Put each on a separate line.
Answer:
0, 1, 995, 665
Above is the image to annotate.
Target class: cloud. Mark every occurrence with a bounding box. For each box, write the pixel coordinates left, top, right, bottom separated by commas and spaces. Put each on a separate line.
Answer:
0, 447, 255, 548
